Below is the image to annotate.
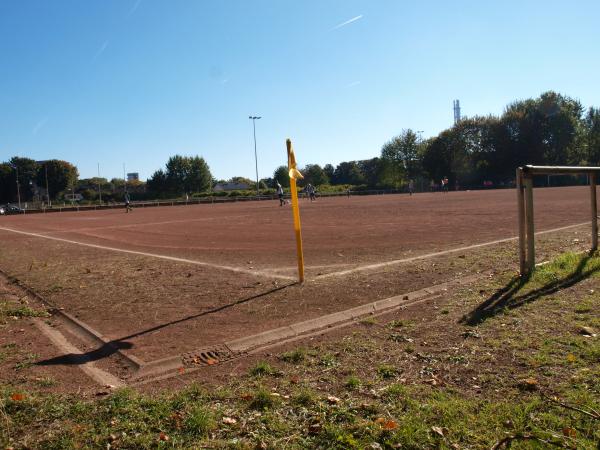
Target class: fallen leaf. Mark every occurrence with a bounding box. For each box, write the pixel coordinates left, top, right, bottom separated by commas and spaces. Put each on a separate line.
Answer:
382, 419, 398, 430
222, 417, 237, 425
178, 367, 185, 374
158, 432, 169, 441
206, 358, 219, 366
562, 427, 576, 438
240, 393, 253, 401
10, 393, 24, 401
517, 378, 538, 391
327, 395, 341, 404
431, 426, 445, 437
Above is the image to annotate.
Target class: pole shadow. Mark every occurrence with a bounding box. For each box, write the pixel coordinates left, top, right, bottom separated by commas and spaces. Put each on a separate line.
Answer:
460, 254, 598, 326
36, 282, 296, 366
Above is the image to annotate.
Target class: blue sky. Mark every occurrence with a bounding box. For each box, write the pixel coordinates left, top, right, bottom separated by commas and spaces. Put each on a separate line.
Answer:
1, 1, 599, 181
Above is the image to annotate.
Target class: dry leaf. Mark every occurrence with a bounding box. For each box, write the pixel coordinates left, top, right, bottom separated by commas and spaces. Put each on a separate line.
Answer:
222, 417, 237, 425
158, 432, 169, 441
431, 426, 445, 437
517, 378, 538, 391
382, 419, 398, 430
327, 395, 341, 404
10, 393, 24, 401
562, 427, 576, 438
206, 358, 219, 365
240, 393, 253, 401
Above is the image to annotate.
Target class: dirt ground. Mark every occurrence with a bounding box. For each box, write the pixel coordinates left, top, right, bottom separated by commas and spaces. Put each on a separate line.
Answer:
0, 187, 595, 376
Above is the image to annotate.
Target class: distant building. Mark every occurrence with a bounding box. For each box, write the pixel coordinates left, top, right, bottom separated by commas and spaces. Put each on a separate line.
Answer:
127, 172, 139, 182
213, 182, 251, 191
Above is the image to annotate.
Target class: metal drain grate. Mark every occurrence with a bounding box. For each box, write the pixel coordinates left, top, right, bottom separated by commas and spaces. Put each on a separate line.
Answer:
181, 345, 239, 367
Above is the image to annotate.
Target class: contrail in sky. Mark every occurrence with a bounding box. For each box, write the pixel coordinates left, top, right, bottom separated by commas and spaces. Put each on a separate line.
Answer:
128, 0, 142, 16
33, 117, 48, 135
332, 15, 363, 30
92, 40, 109, 61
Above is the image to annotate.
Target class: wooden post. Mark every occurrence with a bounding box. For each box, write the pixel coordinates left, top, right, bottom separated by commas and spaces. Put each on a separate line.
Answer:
516, 168, 527, 276
591, 173, 598, 252
524, 176, 535, 274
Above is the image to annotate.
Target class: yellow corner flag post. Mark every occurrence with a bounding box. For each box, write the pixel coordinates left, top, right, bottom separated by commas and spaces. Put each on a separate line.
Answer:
286, 139, 305, 283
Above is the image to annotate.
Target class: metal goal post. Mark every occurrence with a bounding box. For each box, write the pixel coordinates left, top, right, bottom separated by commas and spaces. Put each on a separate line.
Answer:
516, 165, 599, 277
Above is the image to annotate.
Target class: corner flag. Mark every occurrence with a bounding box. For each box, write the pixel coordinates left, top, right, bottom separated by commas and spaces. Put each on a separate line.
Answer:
286, 139, 305, 283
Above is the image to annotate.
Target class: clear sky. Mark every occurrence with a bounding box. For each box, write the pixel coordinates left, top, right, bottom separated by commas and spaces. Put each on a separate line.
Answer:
1, 1, 600, 181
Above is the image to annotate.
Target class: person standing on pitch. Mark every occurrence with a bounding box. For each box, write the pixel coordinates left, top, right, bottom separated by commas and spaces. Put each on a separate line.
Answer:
408, 179, 414, 196
276, 182, 285, 206
124, 191, 133, 213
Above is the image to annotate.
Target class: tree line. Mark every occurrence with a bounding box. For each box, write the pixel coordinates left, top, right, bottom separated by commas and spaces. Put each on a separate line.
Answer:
273, 91, 600, 190
2, 91, 599, 204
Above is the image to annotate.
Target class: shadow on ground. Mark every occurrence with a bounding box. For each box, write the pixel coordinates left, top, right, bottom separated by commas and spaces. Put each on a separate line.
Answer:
37, 282, 296, 366
461, 254, 599, 326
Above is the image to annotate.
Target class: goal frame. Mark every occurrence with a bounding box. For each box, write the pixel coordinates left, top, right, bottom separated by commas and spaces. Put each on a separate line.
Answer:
516, 165, 599, 277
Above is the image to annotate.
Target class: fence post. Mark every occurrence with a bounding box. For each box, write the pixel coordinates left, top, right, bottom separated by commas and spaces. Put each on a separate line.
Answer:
516, 168, 527, 276
524, 175, 535, 274
591, 173, 598, 252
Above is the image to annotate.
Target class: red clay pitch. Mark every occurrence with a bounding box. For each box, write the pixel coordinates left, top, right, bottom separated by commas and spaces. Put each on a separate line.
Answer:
0, 187, 594, 363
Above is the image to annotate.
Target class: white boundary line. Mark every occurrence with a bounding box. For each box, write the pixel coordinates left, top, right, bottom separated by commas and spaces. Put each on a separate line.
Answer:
0, 226, 295, 281
315, 221, 591, 279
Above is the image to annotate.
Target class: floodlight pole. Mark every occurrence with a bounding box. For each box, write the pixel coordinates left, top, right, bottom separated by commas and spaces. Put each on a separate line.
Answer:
98, 163, 102, 204
15, 165, 21, 209
45, 163, 51, 207
249, 116, 261, 197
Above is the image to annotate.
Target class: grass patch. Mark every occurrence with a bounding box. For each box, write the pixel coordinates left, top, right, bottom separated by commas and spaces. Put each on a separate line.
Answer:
249, 361, 277, 377
280, 348, 305, 364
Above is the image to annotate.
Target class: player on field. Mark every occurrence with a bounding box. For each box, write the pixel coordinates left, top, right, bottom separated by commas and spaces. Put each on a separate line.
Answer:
125, 192, 133, 213
408, 179, 414, 195
276, 182, 285, 206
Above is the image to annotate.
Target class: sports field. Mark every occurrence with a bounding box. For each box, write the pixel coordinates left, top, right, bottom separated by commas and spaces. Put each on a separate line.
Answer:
0, 186, 593, 381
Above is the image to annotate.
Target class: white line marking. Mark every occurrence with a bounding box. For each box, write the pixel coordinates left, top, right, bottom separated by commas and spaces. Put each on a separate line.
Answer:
0, 227, 295, 281
315, 221, 591, 279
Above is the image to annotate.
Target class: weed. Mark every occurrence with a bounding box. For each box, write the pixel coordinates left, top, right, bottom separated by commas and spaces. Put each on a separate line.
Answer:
14, 353, 38, 371
377, 365, 397, 379
249, 388, 278, 410
184, 405, 214, 436
280, 348, 305, 364
345, 376, 361, 390
318, 354, 338, 368
249, 361, 276, 377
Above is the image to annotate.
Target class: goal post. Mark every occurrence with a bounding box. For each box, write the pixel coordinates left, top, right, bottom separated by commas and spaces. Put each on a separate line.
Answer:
516, 165, 599, 277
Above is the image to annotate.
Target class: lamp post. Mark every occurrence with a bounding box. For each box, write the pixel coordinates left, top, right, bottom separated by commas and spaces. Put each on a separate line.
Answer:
45, 163, 51, 207
13, 164, 22, 209
249, 116, 261, 197
97, 163, 102, 204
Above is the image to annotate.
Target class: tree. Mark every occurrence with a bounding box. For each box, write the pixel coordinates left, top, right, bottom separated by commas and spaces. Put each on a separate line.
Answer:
332, 161, 365, 185
186, 156, 212, 193
9, 157, 39, 201
357, 158, 384, 188
301, 164, 329, 186
584, 107, 600, 165
273, 166, 290, 188
36, 160, 78, 200
380, 130, 419, 187
0, 163, 16, 203
323, 164, 335, 181
147, 169, 168, 197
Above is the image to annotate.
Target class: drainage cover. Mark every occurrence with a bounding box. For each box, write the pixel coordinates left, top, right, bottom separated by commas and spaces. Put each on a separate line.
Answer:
181, 344, 240, 367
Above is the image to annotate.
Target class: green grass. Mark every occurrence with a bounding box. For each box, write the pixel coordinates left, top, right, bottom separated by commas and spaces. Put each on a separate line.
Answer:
1, 251, 599, 448
279, 347, 306, 364
249, 361, 277, 377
